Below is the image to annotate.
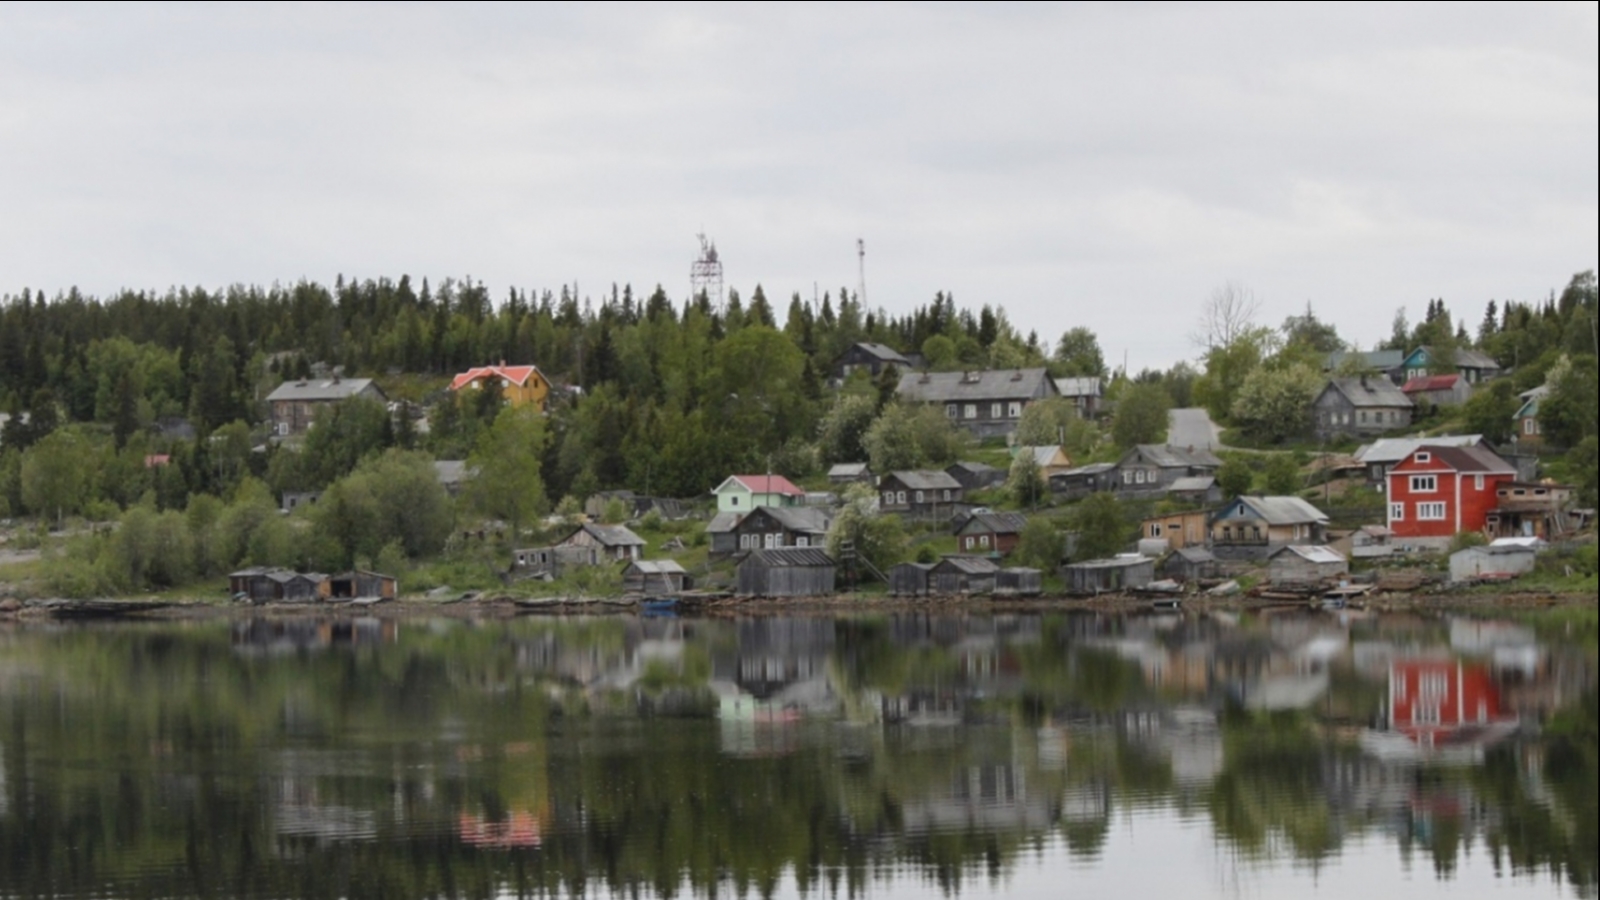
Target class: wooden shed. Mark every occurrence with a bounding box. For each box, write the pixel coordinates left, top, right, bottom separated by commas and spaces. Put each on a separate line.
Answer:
1062, 557, 1155, 595
1265, 545, 1349, 587
228, 568, 330, 604
994, 567, 1043, 597
930, 555, 1000, 594
889, 562, 934, 596
1161, 547, 1219, 582
327, 570, 397, 600
736, 548, 837, 597
623, 559, 692, 595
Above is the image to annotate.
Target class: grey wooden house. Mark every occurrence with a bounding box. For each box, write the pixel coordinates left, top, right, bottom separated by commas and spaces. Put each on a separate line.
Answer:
1050, 462, 1116, 499
1265, 545, 1348, 586
623, 559, 692, 595
1061, 557, 1155, 595
1161, 547, 1220, 582
265, 377, 386, 438
727, 505, 831, 552
888, 562, 935, 596
879, 470, 965, 520
327, 570, 397, 601
736, 548, 837, 597
833, 342, 912, 381
994, 568, 1043, 596
1311, 376, 1413, 441
1112, 445, 1223, 500
946, 461, 1007, 492
553, 523, 647, 564
895, 367, 1059, 438
929, 556, 1000, 594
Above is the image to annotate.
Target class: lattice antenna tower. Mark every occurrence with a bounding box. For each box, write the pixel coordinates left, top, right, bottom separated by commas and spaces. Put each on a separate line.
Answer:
691, 233, 724, 310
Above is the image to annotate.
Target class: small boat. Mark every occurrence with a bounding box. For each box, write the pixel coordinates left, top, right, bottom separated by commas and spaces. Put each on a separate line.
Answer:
640, 597, 680, 616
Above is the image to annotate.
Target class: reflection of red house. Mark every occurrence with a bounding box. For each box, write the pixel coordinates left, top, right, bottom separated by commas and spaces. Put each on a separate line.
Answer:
1385, 445, 1515, 542
458, 811, 542, 848
1388, 659, 1517, 749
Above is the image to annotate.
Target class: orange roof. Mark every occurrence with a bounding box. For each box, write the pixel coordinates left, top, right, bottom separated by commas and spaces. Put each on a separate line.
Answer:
450, 365, 545, 391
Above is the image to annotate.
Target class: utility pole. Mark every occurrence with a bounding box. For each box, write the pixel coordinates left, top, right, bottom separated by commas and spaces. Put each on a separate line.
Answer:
857, 239, 867, 308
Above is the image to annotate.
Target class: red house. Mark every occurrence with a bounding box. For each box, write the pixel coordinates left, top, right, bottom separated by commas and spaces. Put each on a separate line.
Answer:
1387, 658, 1516, 749
1385, 444, 1515, 543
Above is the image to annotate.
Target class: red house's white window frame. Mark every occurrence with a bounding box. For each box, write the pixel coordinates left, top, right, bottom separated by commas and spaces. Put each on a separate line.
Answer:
1417, 502, 1447, 520
1410, 475, 1438, 493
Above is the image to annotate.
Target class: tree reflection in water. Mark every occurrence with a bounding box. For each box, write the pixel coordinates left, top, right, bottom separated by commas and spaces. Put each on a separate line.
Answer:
0, 610, 1592, 899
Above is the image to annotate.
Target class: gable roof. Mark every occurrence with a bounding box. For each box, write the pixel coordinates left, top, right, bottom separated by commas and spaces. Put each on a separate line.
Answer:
1054, 376, 1103, 398
741, 548, 835, 568
957, 511, 1030, 536
847, 342, 912, 365
265, 378, 381, 403
885, 469, 963, 491
1267, 544, 1346, 565
1398, 444, 1516, 475
706, 511, 742, 534
1325, 349, 1405, 372
947, 460, 1001, 475
896, 368, 1056, 404
449, 364, 546, 391
1056, 462, 1116, 478
933, 555, 1001, 575
745, 505, 832, 534
828, 462, 871, 478
566, 523, 647, 547
716, 474, 805, 497
626, 559, 688, 575
1017, 445, 1069, 467
1171, 546, 1218, 563
1402, 374, 1461, 393
1321, 377, 1412, 409
1453, 348, 1500, 370
1169, 475, 1217, 493
1224, 496, 1330, 526
1356, 434, 1484, 465
1123, 444, 1223, 469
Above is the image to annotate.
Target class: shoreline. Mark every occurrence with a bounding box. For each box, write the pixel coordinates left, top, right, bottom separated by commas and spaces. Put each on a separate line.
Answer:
3, 588, 1594, 622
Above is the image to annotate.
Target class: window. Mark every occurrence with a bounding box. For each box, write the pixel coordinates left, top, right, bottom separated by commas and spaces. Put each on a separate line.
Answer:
1135, 470, 1147, 484
915, 490, 925, 503
1474, 475, 1484, 490
1415, 452, 1431, 463
883, 491, 894, 505
1524, 418, 1538, 435
946, 404, 958, 418
796, 537, 809, 547
979, 535, 989, 548
730, 496, 740, 507
1149, 524, 1163, 537
991, 403, 1003, 419
964, 404, 977, 419
965, 537, 975, 550
1008, 402, 1022, 418
897, 491, 907, 504
1417, 502, 1447, 520
764, 533, 779, 549
1359, 411, 1367, 424
1123, 470, 1133, 484
1410, 475, 1437, 493
1390, 503, 1404, 521
943, 489, 951, 501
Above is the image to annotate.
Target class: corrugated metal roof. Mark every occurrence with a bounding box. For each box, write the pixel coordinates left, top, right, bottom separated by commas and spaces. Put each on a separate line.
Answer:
265, 378, 381, 402
896, 368, 1055, 404
1172, 547, 1217, 562
1126, 444, 1223, 469
935, 555, 1001, 574
959, 512, 1030, 535
1058, 462, 1115, 477
1402, 374, 1460, 393
1452, 348, 1500, 370
1170, 476, 1216, 492
1323, 377, 1412, 409
1269, 545, 1346, 564
852, 342, 912, 364
1407, 444, 1516, 474
628, 559, 688, 574
828, 462, 871, 477
743, 548, 835, 567
1230, 496, 1330, 526
720, 474, 805, 496
1066, 557, 1153, 570
1356, 434, 1484, 464
887, 469, 963, 491
755, 506, 832, 533
579, 523, 647, 546
706, 511, 742, 533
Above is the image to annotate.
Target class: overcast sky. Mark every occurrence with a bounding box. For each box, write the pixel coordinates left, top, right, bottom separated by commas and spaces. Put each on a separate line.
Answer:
2, 2, 1595, 371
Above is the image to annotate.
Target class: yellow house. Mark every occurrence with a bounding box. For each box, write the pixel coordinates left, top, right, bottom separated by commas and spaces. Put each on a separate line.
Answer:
450, 364, 552, 412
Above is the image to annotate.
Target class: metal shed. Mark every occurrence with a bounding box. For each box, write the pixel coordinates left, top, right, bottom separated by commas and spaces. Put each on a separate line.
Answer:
889, 562, 934, 596
736, 548, 837, 597
1449, 541, 1539, 583
995, 567, 1043, 596
930, 556, 1000, 594
1062, 557, 1155, 595
623, 559, 692, 595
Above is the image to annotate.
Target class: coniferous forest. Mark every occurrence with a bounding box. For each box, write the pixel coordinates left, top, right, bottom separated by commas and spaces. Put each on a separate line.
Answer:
0, 269, 1594, 596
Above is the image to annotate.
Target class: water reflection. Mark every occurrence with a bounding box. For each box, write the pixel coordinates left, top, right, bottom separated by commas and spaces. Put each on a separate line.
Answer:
0, 609, 1593, 899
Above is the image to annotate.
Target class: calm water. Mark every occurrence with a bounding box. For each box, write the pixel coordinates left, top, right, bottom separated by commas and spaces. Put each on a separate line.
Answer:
0, 609, 1594, 900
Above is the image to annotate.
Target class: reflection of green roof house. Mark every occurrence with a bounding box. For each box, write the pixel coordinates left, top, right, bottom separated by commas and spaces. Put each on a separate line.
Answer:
712, 474, 806, 513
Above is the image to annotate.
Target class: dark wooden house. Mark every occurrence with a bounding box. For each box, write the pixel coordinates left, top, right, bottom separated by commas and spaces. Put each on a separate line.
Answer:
623, 560, 692, 595
833, 342, 912, 381
1265, 545, 1348, 586
736, 548, 837, 597
879, 470, 965, 520
895, 368, 1060, 439
327, 570, 397, 600
946, 461, 1007, 492
1112, 445, 1223, 500
953, 511, 1030, 556
728, 505, 831, 552
1161, 547, 1219, 583
228, 567, 330, 604
1050, 462, 1115, 499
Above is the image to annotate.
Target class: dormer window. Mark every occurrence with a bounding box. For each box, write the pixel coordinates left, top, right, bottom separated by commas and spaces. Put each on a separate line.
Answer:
1416, 452, 1431, 463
